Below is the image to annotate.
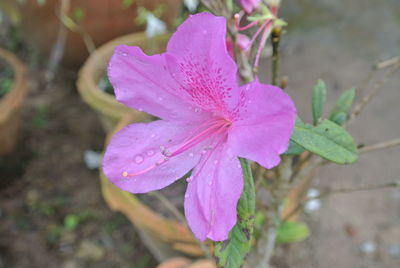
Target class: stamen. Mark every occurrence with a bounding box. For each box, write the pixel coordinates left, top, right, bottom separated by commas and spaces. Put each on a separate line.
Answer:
245, 19, 270, 51
170, 120, 230, 157
121, 119, 231, 178
235, 12, 258, 31
254, 22, 273, 69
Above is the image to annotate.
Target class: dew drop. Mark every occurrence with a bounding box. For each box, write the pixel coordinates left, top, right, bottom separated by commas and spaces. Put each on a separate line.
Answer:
146, 150, 155, 156
151, 134, 156, 138
213, 160, 218, 164
189, 152, 194, 157
237, 164, 241, 169
185, 193, 190, 198
134, 154, 144, 164
208, 181, 213, 186
158, 97, 163, 101
194, 108, 200, 113
186, 177, 193, 182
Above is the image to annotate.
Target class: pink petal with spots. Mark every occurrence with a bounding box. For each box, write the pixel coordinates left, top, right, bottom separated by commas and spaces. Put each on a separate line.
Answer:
228, 79, 296, 169
184, 143, 243, 241
165, 13, 239, 118
103, 120, 205, 193
108, 45, 209, 122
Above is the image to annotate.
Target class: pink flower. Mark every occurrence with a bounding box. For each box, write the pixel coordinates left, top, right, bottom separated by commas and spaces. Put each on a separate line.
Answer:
103, 13, 296, 241
227, 34, 251, 58
240, 0, 261, 14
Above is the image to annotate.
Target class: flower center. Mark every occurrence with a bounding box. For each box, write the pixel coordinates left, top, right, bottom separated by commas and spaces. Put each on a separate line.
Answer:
122, 118, 232, 178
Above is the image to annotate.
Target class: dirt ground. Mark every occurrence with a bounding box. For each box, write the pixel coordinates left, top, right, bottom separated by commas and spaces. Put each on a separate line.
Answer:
1, 0, 400, 267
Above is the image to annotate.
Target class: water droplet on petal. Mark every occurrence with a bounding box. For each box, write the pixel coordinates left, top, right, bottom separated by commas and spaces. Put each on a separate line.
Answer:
185, 193, 189, 198
146, 150, 155, 156
189, 153, 194, 157
237, 164, 241, 169
151, 134, 156, 138
158, 97, 163, 101
208, 181, 213, 186
186, 177, 193, 182
134, 154, 144, 164
214, 160, 218, 164
194, 108, 200, 113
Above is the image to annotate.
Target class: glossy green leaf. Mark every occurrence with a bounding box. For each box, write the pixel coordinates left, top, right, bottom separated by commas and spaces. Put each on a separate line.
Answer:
329, 88, 355, 123
291, 119, 358, 164
312, 80, 327, 125
214, 159, 255, 268
276, 221, 310, 244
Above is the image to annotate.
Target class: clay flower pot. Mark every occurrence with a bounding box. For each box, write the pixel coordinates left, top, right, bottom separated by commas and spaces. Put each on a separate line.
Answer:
77, 32, 169, 132
0, 48, 28, 155
12, 0, 182, 66
156, 257, 215, 268
100, 113, 205, 261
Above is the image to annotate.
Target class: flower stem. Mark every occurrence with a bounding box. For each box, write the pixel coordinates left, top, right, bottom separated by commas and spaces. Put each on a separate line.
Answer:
271, 27, 282, 86
283, 179, 400, 222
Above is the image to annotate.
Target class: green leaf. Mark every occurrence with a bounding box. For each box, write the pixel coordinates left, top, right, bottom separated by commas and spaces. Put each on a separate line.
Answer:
291, 119, 358, 164
330, 112, 347, 125
64, 214, 80, 231
276, 221, 310, 244
283, 140, 306, 155
329, 88, 356, 124
73, 7, 85, 21
311, 80, 327, 125
214, 159, 255, 268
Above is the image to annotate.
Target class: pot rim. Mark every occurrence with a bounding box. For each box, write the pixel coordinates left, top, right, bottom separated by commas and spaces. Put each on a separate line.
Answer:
76, 32, 169, 121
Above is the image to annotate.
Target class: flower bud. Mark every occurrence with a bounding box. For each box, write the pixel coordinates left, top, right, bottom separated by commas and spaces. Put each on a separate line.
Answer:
240, 0, 261, 14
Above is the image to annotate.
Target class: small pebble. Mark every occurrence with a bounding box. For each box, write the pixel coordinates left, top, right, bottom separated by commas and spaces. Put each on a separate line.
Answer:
360, 240, 376, 255
83, 150, 101, 169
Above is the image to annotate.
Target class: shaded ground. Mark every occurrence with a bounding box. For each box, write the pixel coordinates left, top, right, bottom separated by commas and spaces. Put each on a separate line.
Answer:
1, 0, 400, 267
270, 0, 400, 267
0, 70, 157, 267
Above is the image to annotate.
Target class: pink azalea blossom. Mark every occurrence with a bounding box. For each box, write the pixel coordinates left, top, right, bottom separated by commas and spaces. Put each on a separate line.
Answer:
240, 0, 261, 14
103, 12, 296, 241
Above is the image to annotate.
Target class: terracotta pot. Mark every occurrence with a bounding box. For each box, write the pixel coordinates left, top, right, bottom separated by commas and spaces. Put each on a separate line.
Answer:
157, 258, 215, 268
12, 0, 181, 66
100, 113, 205, 262
0, 48, 28, 155
77, 32, 169, 132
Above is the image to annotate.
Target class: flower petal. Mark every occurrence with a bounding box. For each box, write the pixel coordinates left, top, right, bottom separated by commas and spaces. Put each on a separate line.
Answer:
184, 143, 243, 241
103, 120, 205, 193
165, 13, 240, 118
228, 79, 296, 169
108, 45, 208, 122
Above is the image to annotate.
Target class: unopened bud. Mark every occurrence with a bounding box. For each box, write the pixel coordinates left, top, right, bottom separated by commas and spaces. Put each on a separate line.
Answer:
240, 0, 262, 14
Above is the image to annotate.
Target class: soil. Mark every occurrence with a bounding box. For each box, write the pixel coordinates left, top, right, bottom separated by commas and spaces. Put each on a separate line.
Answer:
0, 69, 157, 267
1, 0, 400, 267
